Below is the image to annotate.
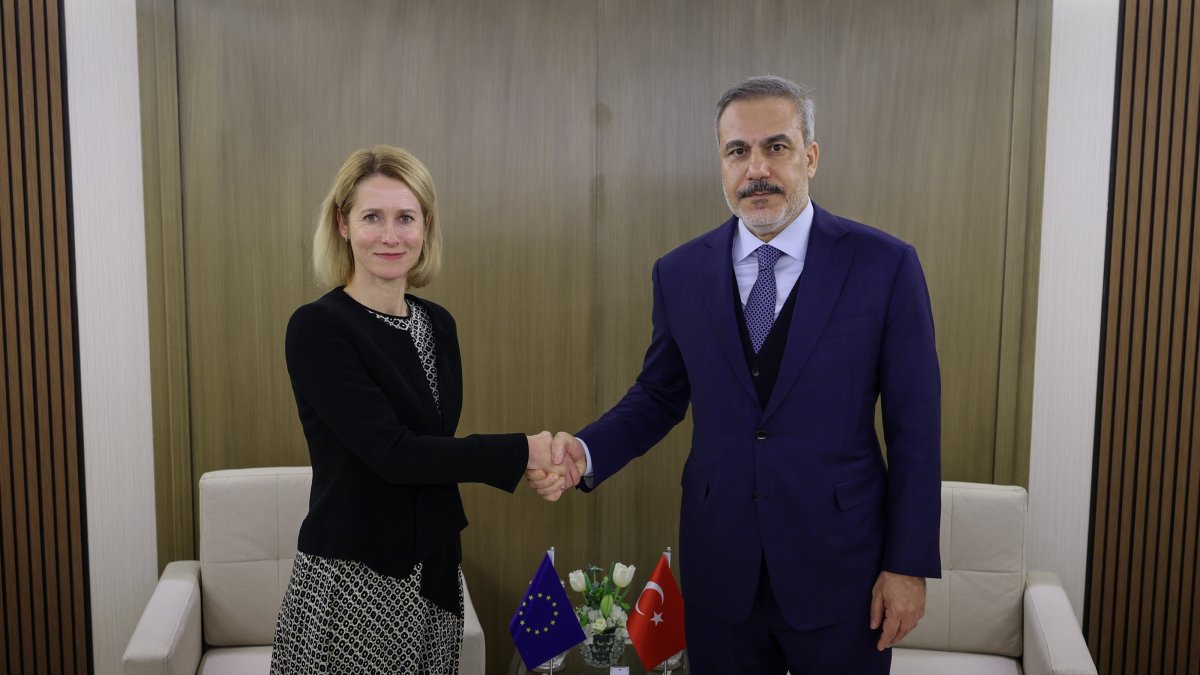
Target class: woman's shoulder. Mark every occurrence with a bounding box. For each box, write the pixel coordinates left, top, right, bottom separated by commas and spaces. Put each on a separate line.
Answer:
287, 288, 358, 333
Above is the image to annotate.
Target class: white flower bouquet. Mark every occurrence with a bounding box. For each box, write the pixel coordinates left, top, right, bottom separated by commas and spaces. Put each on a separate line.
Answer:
568, 562, 636, 643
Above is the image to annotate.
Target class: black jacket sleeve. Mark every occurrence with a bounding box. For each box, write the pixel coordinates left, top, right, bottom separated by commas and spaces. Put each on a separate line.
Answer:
285, 302, 527, 492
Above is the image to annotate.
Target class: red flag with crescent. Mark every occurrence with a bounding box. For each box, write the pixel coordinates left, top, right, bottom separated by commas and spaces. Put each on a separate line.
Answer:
627, 553, 686, 670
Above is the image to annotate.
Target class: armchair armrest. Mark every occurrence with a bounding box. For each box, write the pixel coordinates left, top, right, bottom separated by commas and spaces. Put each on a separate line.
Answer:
123, 560, 204, 675
1023, 570, 1097, 675
459, 574, 485, 675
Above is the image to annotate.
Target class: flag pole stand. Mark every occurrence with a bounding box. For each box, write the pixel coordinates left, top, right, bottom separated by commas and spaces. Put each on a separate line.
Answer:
548, 545, 557, 674
656, 547, 683, 674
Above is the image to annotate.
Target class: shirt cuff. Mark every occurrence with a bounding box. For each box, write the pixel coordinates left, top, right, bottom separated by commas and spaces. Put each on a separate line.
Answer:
578, 436, 595, 488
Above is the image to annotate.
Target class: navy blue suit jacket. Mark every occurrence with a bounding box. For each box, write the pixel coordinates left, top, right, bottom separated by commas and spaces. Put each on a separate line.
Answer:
578, 203, 942, 630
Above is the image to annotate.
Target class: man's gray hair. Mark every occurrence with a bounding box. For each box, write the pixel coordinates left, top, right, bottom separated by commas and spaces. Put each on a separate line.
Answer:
715, 75, 816, 146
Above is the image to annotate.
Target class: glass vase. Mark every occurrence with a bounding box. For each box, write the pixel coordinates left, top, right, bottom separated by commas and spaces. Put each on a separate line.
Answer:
531, 650, 567, 672
579, 632, 625, 668
652, 649, 684, 671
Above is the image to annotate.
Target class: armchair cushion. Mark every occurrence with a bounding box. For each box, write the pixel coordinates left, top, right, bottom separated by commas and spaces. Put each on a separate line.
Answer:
199, 467, 311, 646
901, 482, 1027, 656
460, 576, 485, 675
196, 647, 272, 675
891, 648, 1022, 675
892, 482, 1096, 675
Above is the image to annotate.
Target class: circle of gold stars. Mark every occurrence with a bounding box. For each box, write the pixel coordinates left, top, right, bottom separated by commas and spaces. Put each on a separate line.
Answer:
516, 591, 562, 636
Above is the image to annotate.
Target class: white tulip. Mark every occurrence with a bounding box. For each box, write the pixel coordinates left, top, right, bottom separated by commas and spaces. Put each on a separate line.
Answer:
612, 563, 636, 588
568, 570, 586, 593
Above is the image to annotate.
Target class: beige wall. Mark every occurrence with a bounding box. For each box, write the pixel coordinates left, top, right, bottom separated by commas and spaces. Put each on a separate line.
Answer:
63, 1, 158, 674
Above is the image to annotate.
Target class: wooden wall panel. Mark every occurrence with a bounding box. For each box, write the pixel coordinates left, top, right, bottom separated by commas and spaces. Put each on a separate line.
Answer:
136, 0, 194, 570
590, 4, 1032, 589
0, 0, 90, 672
171, 2, 597, 671
1089, 0, 1200, 673
144, 1, 1047, 672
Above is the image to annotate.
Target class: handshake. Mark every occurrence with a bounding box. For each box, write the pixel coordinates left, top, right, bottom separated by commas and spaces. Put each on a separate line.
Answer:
524, 431, 587, 502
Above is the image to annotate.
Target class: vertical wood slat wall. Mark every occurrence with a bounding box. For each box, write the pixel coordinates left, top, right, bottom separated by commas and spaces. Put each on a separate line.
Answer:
1089, 0, 1200, 674
0, 0, 89, 673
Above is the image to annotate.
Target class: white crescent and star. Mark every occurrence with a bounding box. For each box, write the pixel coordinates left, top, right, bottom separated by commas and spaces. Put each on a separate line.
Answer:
635, 581, 667, 626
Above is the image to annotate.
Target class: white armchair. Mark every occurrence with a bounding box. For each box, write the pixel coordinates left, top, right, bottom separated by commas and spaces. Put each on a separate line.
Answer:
892, 481, 1097, 675
123, 467, 485, 674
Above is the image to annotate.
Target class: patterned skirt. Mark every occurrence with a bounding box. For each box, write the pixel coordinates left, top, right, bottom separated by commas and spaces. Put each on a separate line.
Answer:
270, 552, 464, 674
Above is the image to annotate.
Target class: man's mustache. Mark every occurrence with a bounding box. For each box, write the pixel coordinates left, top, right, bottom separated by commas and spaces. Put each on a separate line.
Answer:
737, 180, 784, 199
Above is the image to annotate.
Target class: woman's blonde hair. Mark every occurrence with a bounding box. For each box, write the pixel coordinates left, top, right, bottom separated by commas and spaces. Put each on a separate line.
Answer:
312, 145, 442, 288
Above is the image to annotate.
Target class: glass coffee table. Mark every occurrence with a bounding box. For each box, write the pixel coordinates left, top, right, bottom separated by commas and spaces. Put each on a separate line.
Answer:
508, 648, 688, 674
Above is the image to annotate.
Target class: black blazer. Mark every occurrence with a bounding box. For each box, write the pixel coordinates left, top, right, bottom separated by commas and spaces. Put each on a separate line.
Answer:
285, 288, 527, 584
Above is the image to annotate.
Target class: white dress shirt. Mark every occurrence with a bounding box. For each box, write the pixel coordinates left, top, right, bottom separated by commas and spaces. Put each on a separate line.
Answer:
731, 200, 813, 318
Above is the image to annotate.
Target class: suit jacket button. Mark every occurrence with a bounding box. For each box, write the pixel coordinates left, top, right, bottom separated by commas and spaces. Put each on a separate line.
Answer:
753, 491, 759, 502
756, 429, 768, 441
751, 368, 760, 377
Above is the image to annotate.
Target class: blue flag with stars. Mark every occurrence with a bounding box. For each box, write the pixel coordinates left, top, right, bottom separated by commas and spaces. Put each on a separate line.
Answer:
510, 553, 586, 669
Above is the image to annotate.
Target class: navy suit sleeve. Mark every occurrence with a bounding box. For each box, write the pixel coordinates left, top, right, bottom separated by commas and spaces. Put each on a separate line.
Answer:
577, 259, 691, 487
285, 305, 528, 491
878, 245, 942, 578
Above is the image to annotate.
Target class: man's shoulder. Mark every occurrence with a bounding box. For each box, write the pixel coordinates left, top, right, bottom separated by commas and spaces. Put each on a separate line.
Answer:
816, 203, 911, 249
815, 204, 916, 264
658, 216, 737, 266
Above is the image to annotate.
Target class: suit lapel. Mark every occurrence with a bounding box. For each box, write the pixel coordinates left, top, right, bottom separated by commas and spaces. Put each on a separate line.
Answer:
701, 217, 759, 402
762, 204, 853, 422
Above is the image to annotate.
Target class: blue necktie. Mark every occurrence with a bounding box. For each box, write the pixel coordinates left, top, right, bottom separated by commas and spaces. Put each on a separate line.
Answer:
744, 245, 783, 353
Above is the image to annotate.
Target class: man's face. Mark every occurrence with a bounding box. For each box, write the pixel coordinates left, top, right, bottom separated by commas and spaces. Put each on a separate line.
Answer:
718, 97, 819, 241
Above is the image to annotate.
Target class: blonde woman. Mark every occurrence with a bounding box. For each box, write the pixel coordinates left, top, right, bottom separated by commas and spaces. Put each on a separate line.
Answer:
270, 145, 579, 673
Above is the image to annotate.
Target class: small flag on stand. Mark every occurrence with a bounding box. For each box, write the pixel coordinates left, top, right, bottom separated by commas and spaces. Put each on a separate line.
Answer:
627, 553, 687, 670
510, 553, 586, 670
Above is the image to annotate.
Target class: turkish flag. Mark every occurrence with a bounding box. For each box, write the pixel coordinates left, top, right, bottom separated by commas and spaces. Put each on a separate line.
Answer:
627, 554, 686, 670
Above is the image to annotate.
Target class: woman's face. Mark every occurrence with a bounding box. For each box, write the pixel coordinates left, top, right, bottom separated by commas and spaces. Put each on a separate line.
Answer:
339, 175, 425, 288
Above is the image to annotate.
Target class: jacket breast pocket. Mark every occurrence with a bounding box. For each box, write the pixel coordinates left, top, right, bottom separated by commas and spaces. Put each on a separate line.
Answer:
820, 313, 873, 340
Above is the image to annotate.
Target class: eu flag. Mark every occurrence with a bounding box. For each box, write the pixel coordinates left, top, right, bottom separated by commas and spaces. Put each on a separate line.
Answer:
510, 553, 586, 670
